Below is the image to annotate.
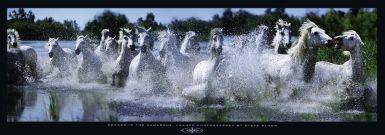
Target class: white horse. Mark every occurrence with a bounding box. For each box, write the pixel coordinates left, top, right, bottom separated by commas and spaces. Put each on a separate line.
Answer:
104, 36, 119, 60
180, 31, 200, 55
158, 29, 190, 69
315, 30, 365, 86
46, 38, 78, 77
271, 19, 292, 54
111, 33, 136, 87
7, 29, 39, 84
75, 35, 107, 83
129, 26, 170, 92
315, 30, 376, 111
182, 28, 225, 104
260, 19, 333, 98
95, 29, 111, 62
236, 25, 274, 53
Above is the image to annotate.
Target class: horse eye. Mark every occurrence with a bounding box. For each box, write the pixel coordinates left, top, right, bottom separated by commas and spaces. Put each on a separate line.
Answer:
349, 37, 354, 40
314, 32, 319, 35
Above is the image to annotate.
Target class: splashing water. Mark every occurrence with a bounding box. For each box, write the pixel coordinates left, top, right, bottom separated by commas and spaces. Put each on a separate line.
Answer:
7, 28, 377, 122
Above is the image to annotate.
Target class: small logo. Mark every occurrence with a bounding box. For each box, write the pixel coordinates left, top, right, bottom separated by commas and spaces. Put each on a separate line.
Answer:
181, 127, 204, 134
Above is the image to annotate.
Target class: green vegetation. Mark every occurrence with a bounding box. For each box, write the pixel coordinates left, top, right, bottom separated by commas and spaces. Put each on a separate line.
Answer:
7, 8, 377, 78
7, 8, 80, 40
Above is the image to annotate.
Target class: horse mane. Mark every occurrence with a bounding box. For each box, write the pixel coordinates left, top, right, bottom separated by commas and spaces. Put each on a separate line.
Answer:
288, 19, 318, 63
274, 19, 291, 31
7, 29, 21, 47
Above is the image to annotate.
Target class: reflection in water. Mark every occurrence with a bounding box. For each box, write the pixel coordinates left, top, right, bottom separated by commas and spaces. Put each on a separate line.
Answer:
7, 85, 376, 122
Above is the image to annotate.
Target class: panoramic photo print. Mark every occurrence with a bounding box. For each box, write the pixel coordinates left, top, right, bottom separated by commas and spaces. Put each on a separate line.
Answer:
6, 8, 377, 122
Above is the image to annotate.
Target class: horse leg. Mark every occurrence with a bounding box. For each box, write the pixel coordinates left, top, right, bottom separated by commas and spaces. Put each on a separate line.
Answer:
78, 68, 85, 83
117, 72, 128, 87
111, 73, 116, 86
96, 71, 107, 84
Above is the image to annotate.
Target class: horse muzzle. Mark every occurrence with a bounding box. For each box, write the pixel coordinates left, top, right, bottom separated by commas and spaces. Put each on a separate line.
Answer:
326, 39, 334, 48
75, 49, 81, 55
334, 37, 343, 49
140, 46, 147, 53
48, 52, 53, 58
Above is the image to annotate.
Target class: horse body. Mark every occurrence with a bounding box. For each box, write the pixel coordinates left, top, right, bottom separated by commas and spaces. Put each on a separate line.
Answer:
95, 29, 110, 62
112, 35, 135, 87
183, 28, 224, 104
261, 20, 333, 98
129, 26, 170, 92
75, 35, 107, 83
7, 29, 39, 84
315, 30, 376, 112
47, 38, 78, 77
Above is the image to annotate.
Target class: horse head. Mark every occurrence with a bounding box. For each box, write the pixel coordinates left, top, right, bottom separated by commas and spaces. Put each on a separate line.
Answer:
303, 19, 333, 48
75, 35, 92, 55
209, 28, 224, 57
47, 37, 60, 58
7, 29, 20, 49
274, 19, 292, 49
105, 36, 118, 55
135, 26, 153, 53
334, 30, 364, 51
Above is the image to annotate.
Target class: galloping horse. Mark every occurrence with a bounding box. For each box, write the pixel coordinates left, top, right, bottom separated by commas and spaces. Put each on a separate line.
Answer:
7, 29, 39, 84
46, 38, 78, 77
271, 19, 292, 54
260, 19, 333, 98
129, 26, 170, 93
75, 35, 107, 83
111, 32, 136, 87
183, 28, 225, 104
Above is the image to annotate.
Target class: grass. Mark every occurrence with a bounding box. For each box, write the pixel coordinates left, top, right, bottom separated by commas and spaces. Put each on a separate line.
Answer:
49, 94, 59, 121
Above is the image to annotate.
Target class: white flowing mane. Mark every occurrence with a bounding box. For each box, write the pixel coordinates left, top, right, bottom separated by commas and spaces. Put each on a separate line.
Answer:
7, 29, 21, 47
287, 19, 318, 63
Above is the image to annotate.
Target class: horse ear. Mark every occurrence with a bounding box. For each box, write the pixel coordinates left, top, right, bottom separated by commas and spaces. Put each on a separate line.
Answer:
307, 26, 313, 32
56, 37, 60, 41
147, 27, 152, 32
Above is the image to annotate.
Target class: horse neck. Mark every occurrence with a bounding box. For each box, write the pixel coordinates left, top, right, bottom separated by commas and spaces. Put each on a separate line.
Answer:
99, 36, 106, 49
272, 33, 281, 53
180, 36, 190, 54
350, 46, 364, 84
301, 47, 318, 83
209, 48, 221, 66
120, 44, 130, 57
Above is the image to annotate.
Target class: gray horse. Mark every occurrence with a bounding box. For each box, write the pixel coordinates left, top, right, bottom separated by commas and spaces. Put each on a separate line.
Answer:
111, 33, 136, 87
75, 35, 107, 83
7, 29, 39, 85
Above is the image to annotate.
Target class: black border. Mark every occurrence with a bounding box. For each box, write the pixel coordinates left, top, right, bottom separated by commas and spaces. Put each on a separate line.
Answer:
1, 0, 383, 134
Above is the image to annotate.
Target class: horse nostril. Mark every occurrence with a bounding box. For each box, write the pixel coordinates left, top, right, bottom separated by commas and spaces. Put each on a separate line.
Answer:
75, 49, 80, 55
48, 52, 53, 58
280, 32, 284, 36
12, 42, 17, 47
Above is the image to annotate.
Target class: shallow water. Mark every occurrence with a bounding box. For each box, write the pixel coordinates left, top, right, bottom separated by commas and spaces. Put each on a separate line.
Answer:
7, 39, 376, 122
